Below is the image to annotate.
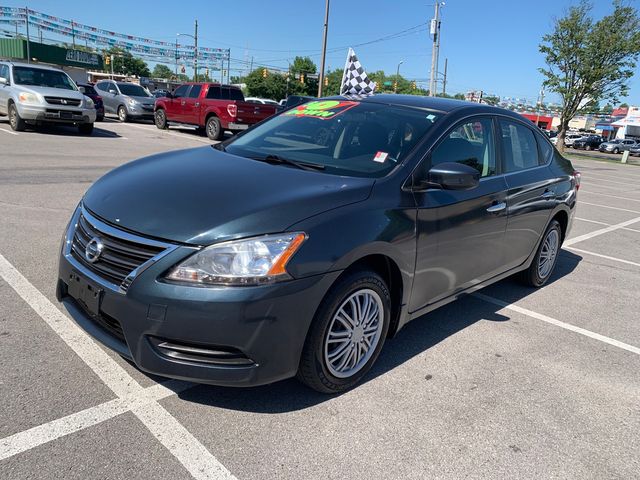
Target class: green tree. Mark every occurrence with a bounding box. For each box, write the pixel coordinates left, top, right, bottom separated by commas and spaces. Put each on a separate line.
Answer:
602, 103, 614, 114
244, 68, 289, 100
619, 102, 629, 108
103, 47, 150, 77
539, 1, 640, 152
152, 64, 174, 79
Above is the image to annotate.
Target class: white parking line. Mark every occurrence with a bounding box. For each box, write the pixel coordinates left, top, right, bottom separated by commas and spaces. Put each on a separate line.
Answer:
578, 201, 640, 214
564, 246, 640, 268
112, 122, 213, 145
474, 293, 640, 355
564, 216, 640, 246
574, 217, 640, 234
579, 190, 640, 203
0, 127, 18, 135
0, 253, 235, 479
580, 176, 640, 188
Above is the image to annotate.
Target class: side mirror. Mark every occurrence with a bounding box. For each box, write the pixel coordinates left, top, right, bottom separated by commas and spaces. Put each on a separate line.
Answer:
108, 89, 117, 95
0, 77, 7, 85
421, 162, 480, 191
78, 86, 86, 93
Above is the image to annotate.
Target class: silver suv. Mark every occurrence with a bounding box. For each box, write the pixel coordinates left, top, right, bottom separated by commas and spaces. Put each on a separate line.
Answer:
0, 61, 96, 134
94, 80, 155, 122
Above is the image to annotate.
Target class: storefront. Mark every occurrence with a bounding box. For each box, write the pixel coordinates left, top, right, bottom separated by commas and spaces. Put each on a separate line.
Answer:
520, 113, 555, 130
612, 106, 640, 140
0, 38, 103, 84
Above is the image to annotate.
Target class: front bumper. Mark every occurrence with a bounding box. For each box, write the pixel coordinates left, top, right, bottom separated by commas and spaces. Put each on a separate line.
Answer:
56, 210, 339, 387
18, 103, 96, 124
128, 104, 155, 119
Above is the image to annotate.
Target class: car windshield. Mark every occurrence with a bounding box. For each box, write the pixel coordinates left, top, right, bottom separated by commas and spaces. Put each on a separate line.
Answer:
225, 100, 441, 178
118, 84, 151, 97
13, 67, 77, 90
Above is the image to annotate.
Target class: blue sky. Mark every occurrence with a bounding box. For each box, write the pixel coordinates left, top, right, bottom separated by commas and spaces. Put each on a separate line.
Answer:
3, 0, 640, 105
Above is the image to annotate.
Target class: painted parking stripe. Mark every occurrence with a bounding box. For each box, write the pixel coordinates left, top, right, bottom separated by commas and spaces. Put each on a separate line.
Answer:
564, 216, 640, 246
579, 190, 640, 203
0, 253, 235, 479
565, 246, 640, 268
580, 176, 640, 188
578, 201, 640, 214
474, 293, 640, 356
574, 216, 640, 234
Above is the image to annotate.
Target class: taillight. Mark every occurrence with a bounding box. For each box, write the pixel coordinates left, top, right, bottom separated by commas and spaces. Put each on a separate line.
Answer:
573, 171, 581, 190
227, 104, 237, 118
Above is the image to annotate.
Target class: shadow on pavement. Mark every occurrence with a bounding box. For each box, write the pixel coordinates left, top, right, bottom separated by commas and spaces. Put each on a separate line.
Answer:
0, 121, 123, 138
168, 250, 582, 412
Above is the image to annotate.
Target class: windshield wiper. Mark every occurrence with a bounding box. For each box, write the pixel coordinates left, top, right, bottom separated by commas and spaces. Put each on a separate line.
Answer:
251, 154, 325, 171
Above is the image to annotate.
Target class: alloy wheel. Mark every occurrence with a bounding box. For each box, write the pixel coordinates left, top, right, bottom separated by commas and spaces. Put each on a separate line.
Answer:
323, 289, 384, 379
537, 229, 559, 280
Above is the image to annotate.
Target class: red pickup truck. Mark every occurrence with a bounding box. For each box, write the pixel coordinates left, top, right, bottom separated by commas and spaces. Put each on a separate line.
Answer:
154, 83, 278, 140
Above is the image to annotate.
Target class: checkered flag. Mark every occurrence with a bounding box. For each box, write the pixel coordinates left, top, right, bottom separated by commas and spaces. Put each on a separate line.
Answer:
340, 48, 376, 96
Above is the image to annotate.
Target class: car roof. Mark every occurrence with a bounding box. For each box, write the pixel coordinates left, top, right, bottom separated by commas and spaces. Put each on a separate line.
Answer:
3, 61, 64, 72
323, 93, 522, 118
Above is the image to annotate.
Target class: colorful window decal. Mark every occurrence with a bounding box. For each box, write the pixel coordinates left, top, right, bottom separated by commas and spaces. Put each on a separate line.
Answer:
284, 100, 359, 119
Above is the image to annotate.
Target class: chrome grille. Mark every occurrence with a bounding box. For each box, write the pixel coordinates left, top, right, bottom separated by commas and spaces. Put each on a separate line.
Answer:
70, 212, 165, 287
45, 96, 82, 107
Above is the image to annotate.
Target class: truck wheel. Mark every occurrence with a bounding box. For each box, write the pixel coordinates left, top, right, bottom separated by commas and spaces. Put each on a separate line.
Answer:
154, 109, 167, 129
117, 105, 129, 123
206, 116, 223, 140
78, 123, 94, 135
9, 102, 26, 131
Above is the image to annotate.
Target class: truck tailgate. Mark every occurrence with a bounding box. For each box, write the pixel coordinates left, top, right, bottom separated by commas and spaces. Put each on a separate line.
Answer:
235, 102, 278, 125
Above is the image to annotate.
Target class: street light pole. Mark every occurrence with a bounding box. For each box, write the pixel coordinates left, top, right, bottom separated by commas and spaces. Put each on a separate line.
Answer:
317, 0, 330, 97
194, 19, 198, 83
429, 2, 443, 97
394, 60, 404, 93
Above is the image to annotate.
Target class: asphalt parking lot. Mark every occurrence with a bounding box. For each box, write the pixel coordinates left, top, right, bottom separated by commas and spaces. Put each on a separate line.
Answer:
0, 118, 639, 480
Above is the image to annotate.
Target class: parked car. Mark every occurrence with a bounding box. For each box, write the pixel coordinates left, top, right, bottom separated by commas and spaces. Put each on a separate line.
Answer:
94, 80, 155, 122
152, 89, 169, 98
154, 83, 278, 140
78, 83, 104, 122
571, 135, 603, 151
283, 95, 315, 110
0, 61, 96, 133
629, 144, 640, 157
57, 96, 579, 393
598, 138, 639, 154
563, 133, 584, 147
245, 97, 280, 105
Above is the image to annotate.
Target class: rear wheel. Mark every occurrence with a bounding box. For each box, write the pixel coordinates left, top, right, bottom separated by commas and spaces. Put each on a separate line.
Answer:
117, 105, 129, 122
154, 109, 167, 129
297, 270, 390, 393
586, 144, 592, 151
205, 116, 223, 140
519, 220, 562, 287
8, 102, 25, 131
613, 148, 620, 154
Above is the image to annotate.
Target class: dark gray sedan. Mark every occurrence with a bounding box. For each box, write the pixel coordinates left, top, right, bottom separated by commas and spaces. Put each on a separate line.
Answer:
57, 96, 579, 393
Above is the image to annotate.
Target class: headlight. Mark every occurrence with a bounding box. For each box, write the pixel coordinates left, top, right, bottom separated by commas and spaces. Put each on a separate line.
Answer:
166, 232, 307, 286
127, 98, 137, 106
18, 92, 39, 104
84, 96, 94, 108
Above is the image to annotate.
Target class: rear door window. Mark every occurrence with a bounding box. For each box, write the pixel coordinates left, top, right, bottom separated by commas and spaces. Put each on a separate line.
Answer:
500, 120, 540, 172
206, 86, 221, 99
188, 85, 202, 98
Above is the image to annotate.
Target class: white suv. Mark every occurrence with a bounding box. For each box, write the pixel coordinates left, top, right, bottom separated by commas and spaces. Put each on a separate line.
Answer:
0, 61, 96, 134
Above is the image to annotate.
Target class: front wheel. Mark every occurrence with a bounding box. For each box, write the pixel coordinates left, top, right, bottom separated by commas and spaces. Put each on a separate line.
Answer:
205, 116, 223, 140
154, 109, 167, 129
519, 220, 562, 288
9, 103, 26, 131
78, 123, 94, 135
613, 148, 620, 154
297, 270, 391, 393
117, 105, 129, 122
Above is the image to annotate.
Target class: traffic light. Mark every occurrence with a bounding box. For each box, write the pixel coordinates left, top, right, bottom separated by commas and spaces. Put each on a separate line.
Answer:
205, 68, 209, 77
105, 55, 110, 66
393, 81, 398, 91
324, 76, 328, 87
300, 73, 305, 83
262, 68, 268, 78
181, 65, 186, 74
411, 80, 417, 90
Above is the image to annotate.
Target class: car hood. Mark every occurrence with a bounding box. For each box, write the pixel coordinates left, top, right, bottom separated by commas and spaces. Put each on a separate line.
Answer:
82, 147, 375, 245
19, 86, 84, 99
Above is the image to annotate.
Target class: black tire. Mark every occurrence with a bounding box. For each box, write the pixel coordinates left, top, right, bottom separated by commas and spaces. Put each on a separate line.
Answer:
78, 123, 94, 135
297, 270, 391, 394
585, 145, 592, 151
96, 115, 104, 122
519, 220, 562, 288
613, 148, 619, 154
154, 108, 167, 129
117, 105, 129, 123
205, 116, 223, 140
8, 102, 26, 131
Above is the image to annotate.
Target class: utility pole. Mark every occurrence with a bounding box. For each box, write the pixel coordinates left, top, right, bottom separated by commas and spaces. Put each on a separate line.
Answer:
38, 26, 42, 43
250, 56, 254, 74
175, 39, 178, 76
317, 0, 330, 97
110, 55, 114, 80
428, 2, 443, 97
71, 20, 76, 49
24, 6, 30, 63
442, 58, 448, 96
394, 60, 404, 93
193, 20, 198, 82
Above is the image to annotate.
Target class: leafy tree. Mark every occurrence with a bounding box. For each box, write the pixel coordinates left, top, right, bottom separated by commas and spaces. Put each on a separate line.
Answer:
103, 47, 150, 77
619, 102, 629, 108
482, 95, 500, 106
539, 1, 640, 152
152, 64, 174, 79
244, 68, 289, 100
602, 103, 614, 114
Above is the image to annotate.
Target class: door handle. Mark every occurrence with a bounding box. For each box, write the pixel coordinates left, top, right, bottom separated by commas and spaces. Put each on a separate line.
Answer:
181, 101, 186, 106
195, 102, 200, 107
486, 201, 506, 213
541, 189, 555, 200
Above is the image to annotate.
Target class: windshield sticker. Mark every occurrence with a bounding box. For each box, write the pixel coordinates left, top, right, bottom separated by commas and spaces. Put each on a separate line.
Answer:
373, 151, 389, 163
284, 100, 359, 119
